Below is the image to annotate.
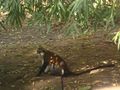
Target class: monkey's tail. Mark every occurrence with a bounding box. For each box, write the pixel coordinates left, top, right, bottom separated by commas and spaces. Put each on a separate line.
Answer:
65, 63, 115, 77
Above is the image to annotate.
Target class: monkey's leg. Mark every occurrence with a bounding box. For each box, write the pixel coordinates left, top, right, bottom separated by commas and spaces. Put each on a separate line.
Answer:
44, 65, 51, 73
46, 64, 57, 75
61, 69, 65, 76
60, 69, 64, 90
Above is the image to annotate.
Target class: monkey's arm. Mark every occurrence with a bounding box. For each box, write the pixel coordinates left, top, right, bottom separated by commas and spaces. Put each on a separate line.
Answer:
37, 63, 48, 76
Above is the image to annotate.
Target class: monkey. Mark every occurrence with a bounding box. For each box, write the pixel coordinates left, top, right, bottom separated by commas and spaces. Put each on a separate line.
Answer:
36, 46, 115, 90
36, 46, 115, 77
36, 46, 70, 76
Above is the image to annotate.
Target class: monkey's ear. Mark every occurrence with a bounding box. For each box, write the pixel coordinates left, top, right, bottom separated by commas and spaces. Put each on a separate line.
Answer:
37, 45, 43, 53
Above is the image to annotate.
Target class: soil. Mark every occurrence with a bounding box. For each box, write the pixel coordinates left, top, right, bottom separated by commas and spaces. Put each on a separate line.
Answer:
0, 26, 120, 90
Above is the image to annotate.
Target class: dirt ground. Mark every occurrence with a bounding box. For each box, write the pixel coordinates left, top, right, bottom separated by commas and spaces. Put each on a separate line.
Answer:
0, 27, 120, 90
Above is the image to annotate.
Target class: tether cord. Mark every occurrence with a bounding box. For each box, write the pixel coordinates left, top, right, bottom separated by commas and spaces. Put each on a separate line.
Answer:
61, 76, 64, 90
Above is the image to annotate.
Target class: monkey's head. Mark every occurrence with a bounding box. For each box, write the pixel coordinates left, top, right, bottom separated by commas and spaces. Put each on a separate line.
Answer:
37, 46, 46, 56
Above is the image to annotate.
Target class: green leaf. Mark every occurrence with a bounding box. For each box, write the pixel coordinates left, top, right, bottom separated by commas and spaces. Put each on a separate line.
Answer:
112, 31, 120, 50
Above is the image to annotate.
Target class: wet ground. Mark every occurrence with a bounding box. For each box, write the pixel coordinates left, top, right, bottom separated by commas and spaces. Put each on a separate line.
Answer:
0, 27, 120, 90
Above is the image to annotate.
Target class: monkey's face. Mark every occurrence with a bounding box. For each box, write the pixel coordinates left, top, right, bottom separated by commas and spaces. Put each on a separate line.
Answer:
37, 47, 45, 56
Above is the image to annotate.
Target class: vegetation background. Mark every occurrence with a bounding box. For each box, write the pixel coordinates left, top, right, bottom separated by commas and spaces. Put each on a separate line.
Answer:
0, 0, 120, 46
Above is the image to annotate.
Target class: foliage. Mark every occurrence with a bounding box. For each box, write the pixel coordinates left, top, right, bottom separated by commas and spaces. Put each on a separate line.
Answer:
112, 31, 120, 50
0, 0, 120, 36
78, 86, 91, 90
0, 0, 25, 27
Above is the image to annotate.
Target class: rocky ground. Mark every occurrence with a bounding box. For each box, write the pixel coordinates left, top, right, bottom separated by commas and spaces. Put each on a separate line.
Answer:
0, 26, 120, 90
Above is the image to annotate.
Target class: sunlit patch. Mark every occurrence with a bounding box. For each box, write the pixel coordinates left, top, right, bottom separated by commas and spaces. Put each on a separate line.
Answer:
76, 69, 80, 72
102, 61, 108, 64
90, 69, 104, 74
94, 86, 120, 90
32, 49, 38, 55
93, 80, 102, 85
